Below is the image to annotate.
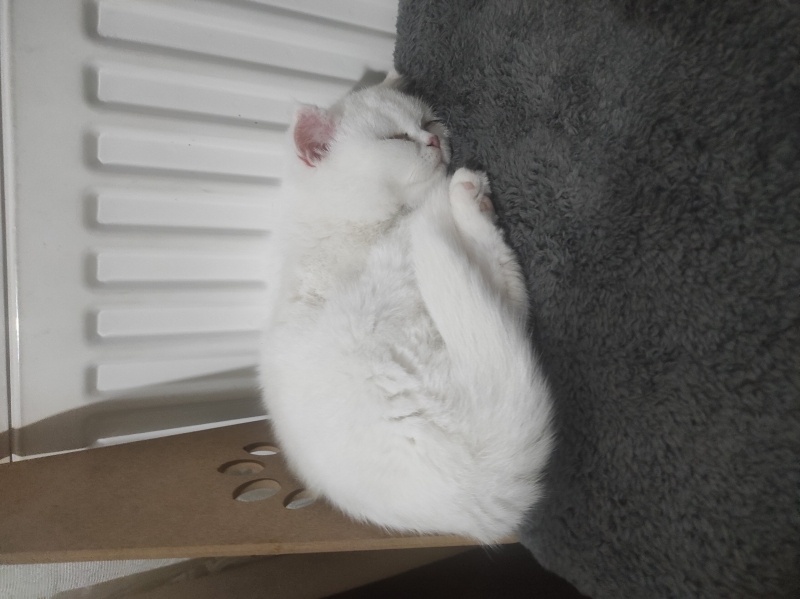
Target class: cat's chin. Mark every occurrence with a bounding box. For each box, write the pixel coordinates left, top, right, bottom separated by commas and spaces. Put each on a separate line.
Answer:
410, 164, 449, 190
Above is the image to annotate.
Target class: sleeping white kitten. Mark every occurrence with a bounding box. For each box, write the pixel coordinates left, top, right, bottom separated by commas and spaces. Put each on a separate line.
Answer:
259, 74, 553, 543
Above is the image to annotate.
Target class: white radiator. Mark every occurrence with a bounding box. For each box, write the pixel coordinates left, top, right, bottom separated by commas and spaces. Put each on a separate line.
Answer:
0, 0, 398, 459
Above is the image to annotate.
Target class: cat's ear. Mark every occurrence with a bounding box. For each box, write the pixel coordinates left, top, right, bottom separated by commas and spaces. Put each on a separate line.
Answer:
382, 68, 403, 88
292, 105, 336, 167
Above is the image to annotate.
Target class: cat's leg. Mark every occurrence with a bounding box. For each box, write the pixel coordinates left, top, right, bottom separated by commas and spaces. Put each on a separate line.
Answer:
411, 188, 530, 380
448, 168, 529, 322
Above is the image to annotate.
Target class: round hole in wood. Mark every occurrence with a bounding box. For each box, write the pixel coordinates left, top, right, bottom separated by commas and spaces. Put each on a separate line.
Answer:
218, 460, 264, 476
284, 489, 316, 510
233, 479, 281, 502
245, 443, 279, 456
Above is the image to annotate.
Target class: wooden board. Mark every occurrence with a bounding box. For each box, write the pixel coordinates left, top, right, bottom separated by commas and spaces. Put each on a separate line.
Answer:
0, 421, 494, 563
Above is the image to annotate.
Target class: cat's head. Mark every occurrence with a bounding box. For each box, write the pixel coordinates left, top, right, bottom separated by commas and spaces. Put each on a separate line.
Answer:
290, 75, 450, 187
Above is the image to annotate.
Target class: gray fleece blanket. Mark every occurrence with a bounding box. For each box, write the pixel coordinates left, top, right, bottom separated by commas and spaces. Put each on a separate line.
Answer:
394, 1, 800, 597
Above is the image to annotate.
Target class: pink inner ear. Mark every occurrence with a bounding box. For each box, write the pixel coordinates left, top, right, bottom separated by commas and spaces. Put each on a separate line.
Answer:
293, 106, 335, 167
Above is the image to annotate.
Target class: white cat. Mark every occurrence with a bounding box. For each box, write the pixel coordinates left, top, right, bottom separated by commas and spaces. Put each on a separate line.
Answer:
259, 74, 553, 543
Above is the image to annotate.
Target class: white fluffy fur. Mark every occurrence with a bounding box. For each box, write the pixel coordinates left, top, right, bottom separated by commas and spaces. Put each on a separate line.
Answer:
259, 78, 553, 543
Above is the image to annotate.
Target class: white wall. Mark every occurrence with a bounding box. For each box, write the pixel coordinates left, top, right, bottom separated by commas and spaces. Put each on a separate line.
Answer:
2, 0, 398, 458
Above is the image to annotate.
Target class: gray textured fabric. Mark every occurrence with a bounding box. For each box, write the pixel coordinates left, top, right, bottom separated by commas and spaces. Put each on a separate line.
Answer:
394, 1, 800, 597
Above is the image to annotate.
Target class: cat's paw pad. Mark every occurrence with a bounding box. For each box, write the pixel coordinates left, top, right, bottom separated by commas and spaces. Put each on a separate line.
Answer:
450, 168, 495, 220
450, 168, 491, 199
478, 194, 495, 217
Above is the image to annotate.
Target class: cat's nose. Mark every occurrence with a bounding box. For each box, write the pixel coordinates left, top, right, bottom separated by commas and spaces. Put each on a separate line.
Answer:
427, 135, 441, 149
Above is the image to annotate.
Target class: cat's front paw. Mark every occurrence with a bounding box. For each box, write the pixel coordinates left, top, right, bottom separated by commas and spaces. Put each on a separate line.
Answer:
449, 168, 495, 219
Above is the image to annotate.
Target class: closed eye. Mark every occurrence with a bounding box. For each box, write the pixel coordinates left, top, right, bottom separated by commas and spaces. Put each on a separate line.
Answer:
386, 133, 413, 142
423, 119, 442, 131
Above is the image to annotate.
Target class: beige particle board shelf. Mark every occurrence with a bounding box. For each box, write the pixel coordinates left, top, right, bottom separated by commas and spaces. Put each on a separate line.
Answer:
0, 421, 493, 564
